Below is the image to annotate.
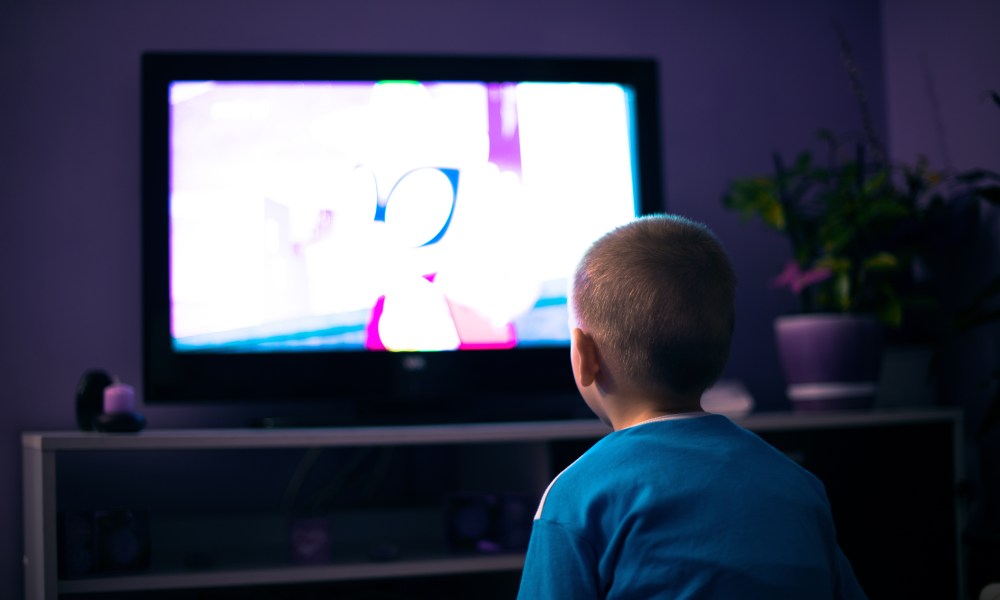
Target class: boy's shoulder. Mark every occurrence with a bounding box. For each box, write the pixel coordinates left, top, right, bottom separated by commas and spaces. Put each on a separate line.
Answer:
542, 414, 733, 489
544, 413, 823, 507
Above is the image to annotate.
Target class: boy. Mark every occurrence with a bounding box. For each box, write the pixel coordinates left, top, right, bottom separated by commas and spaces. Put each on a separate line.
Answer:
516, 214, 867, 599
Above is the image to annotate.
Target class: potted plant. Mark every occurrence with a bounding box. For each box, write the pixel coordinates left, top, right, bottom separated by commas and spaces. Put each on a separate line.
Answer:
723, 126, 1000, 411
721, 23, 1000, 412
723, 133, 912, 410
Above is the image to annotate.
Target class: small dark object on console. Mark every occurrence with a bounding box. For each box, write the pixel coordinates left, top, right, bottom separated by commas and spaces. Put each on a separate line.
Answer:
76, 369, 112, 432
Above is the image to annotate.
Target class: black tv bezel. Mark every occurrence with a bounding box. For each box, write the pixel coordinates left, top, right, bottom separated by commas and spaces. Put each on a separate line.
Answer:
141, 51, 663, 424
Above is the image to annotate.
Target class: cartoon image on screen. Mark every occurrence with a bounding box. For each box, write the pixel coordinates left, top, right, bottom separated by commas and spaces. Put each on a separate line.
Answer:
169, 80, 639, 353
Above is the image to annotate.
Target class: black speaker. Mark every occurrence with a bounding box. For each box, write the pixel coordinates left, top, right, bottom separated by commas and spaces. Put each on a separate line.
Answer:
58, 511, 97, 578
95, 509, 151, 573
58, 509, 151, 577
75, 369, 112, 431
445, 492, 535, 553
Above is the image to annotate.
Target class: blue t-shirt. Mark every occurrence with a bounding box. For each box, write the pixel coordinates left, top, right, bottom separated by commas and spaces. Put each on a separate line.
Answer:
517, 413, 867, 599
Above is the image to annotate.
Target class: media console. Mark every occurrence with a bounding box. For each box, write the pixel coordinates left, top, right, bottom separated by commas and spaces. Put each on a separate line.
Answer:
23, 408, 964, 599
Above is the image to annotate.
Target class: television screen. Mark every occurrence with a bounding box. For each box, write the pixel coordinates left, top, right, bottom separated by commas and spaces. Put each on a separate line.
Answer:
142, 52, 662, 423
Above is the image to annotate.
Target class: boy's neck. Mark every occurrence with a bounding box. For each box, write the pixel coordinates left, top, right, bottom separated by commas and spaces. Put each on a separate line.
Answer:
616, 407, 703, 429
605, 390, 704, 430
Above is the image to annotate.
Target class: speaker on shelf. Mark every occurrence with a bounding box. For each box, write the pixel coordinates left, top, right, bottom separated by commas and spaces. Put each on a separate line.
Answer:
58, 511, 97, 578
75, 369, 112, 432
95, 509, 151, 573
58, 509, 151, 578
445, 492, 535, 553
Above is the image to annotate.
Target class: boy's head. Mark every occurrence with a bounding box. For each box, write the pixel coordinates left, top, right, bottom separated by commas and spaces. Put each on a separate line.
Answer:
570, 214, 736, 413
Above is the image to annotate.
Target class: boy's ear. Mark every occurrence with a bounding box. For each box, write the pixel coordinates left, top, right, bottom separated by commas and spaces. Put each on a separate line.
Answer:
571, 328, 600, 388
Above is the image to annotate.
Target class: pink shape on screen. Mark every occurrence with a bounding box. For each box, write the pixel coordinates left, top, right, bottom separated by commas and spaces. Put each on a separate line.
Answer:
365, 295, 387, 350
487, 83, 522, 176
447, 299, 518, 350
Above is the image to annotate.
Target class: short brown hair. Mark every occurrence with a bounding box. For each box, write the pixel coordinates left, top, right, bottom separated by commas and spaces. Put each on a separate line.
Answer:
571, 214, 736, 395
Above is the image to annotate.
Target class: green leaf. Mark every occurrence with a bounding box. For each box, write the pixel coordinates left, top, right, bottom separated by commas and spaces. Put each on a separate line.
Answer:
722, 176, 795, 233
879, 297, 904, 328
762, 201, 786, 230
857, 196, 909, 225
862, 252, 899, 271
834, 271, 851, 311
817, 256, 851, 274
862, 170, 888, 194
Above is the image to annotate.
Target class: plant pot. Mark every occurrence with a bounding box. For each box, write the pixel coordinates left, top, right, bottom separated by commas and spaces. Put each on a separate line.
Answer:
774, 313, 883, 412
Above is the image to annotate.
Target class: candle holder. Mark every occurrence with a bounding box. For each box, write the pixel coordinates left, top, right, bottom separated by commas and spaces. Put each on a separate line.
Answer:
93, 411, 146, 433
93, 380, 147, 433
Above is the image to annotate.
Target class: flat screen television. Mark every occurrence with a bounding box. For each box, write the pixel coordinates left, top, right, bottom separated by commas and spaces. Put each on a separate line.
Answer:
141, 51, 663, 425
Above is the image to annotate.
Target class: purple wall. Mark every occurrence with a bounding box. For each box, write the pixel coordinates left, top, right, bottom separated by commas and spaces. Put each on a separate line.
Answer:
0, 0, 893, 594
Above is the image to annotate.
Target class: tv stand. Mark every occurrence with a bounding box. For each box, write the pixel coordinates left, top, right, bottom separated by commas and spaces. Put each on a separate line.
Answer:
22, 409, 964, 599
250, 416, 363, 429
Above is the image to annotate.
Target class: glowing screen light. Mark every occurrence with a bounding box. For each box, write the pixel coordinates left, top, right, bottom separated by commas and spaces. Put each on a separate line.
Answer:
168, 80, 639, 352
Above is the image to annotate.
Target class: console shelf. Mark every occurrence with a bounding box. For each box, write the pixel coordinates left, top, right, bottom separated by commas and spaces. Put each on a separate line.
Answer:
57, 553, 525, 594
23, 409, 964, 599
23, 419, 611, 452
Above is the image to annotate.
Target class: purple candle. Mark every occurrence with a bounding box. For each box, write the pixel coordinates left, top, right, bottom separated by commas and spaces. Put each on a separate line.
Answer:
103, 383, 136, 414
